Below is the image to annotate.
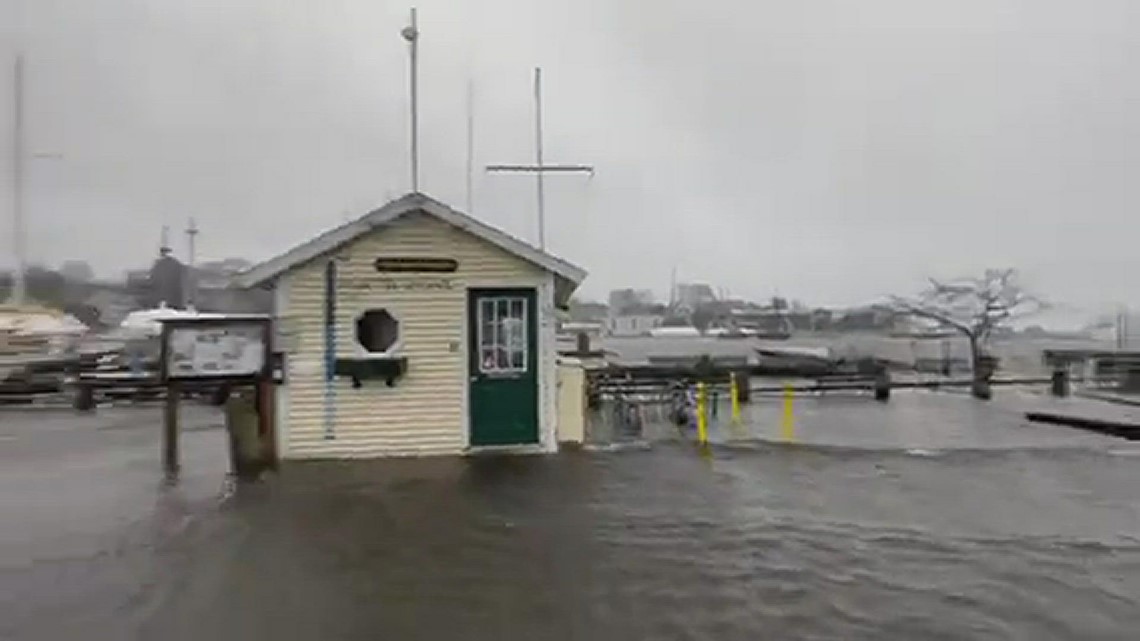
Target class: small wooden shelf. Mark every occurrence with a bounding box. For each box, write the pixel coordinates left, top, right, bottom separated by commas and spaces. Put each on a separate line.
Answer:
334, 356, 409, 388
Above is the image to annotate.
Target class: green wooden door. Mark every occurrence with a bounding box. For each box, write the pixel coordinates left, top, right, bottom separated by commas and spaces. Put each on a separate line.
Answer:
468, 288, 539, 446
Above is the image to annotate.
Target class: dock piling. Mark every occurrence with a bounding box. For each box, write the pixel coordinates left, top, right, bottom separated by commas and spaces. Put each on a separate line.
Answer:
1051, 368, 1070, 397
162, 382, 180, 479
696, 382, 708, 445
730, 372, 742, 425
874, 369, 891, 402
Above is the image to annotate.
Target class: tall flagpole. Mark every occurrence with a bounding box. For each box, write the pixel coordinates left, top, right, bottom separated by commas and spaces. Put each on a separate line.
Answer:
401, 8, 420, 193
11, 55, 26, 305
533, 67, 546, 249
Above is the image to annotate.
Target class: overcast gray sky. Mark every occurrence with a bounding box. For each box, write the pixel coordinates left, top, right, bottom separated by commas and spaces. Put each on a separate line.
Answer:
3, 0, 1139, 310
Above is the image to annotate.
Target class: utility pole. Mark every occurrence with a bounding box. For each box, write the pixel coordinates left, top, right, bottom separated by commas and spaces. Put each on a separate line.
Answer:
401, 8, 420, 192
486, 67, 594, 250
10, 55, 25, 305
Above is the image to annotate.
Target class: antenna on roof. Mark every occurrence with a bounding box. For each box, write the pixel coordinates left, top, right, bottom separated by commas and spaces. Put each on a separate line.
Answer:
402, 7, 420, 192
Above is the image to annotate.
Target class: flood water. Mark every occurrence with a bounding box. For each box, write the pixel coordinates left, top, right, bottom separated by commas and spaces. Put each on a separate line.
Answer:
3, 394, 1140, 640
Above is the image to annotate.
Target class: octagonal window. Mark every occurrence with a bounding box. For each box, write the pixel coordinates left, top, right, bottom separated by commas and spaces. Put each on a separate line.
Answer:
356, 308, 399, 354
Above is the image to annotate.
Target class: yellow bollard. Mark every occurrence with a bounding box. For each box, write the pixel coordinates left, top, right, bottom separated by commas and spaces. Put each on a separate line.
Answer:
730, 373, 742, 426
697, 382, 708, 446
781, 384, 796, 442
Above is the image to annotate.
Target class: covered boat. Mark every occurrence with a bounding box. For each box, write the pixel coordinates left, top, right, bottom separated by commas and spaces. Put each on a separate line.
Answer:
0, 305, 89, 357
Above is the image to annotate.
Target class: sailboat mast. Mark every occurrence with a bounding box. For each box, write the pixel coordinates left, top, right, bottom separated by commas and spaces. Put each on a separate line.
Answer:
668, 265, 677, 308
11, 55, 26, 305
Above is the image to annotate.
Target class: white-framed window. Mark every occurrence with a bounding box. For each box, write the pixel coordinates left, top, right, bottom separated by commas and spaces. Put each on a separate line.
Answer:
478, 296, 528, 374
355, 308, 400, 355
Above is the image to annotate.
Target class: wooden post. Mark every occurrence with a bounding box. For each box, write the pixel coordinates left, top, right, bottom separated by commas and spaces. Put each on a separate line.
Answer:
259, 378, 278, 471
730, 372, 742, 425
734, 369, 751, 404
1122, 364, 1140, 393
575, 331, 590, 354
874, 369, 891, 402
696, 382, 708, 445
973, 354, 996, 400
1051, 367, 1070, 397
971, 378, 993, 400
163, 382, 180, 478
73, 382, 94, 411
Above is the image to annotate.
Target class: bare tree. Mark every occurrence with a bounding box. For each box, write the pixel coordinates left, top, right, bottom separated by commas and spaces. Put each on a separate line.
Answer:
690, 304, 718, 334
891, 269, 1044, 396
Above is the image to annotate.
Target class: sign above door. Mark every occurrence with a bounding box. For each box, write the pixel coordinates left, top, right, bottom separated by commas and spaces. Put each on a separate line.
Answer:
373, 257, 458, 273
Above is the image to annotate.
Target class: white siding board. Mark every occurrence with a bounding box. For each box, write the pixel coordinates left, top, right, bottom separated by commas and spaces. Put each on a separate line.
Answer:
272, 275, 290, 458
282, 211, 549, 458
460, 288, 471, 449
538, 271, 558, 452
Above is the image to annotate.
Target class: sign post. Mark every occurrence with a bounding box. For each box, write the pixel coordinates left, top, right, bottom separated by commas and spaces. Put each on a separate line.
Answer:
159, 315, 273, 479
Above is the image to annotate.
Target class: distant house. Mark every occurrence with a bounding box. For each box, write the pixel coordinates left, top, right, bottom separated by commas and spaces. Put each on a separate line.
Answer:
832, 306, 896, 333
891, 315, 956, 339
567, 299, 608, 323
608, 288, 655, 314
182, 257, 266, 313
607, 313, 664, 337
675, 283, 717, 309
729, 308, 793, 335
191, 258, 254, 290
194, 285, 271, 315
1095, 310, 1140, 348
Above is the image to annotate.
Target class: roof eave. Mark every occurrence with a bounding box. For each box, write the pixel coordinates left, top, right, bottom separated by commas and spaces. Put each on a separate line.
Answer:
553, 274, 584, 310
231, 192, 588, 292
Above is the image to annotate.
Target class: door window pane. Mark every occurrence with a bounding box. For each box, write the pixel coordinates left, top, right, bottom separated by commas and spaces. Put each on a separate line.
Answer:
477, 296, 528, 374
480, 300, 495, 349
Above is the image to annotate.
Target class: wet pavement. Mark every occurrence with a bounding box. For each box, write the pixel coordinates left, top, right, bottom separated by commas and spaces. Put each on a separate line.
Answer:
3, 392, 1140, 640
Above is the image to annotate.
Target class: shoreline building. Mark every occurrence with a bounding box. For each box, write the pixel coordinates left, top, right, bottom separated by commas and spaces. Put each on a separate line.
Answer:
235, 193, 588, 458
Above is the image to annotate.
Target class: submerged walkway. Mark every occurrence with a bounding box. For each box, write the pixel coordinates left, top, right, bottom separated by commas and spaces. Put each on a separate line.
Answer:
1025, 391, 1140, 440
590, 388, 1127, 452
